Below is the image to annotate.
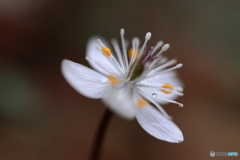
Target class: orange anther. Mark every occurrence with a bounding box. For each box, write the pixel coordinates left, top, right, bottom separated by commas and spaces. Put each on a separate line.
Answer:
128, 48, 139, 59
137, 98, 148, 108
102, 47, 112, 57
108, 75, 119, 85
160, 83, 174, 94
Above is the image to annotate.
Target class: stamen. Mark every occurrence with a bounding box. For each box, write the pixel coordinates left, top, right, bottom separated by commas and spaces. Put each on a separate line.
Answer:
128, 37, 140, 67
138, 83, 184, 109
137, 98, 148, 108
108, 56, 126, 78
120, 28, 129, 68
155, 43, 170, 57
102, 47, 112, 57
157, 97, 184, 108
98, 40, 119, 69
136, 84, 183, 96
161, 63, 183, 73
108, 75, 119, 85
141, 48, 153, 63
162, 44, 170, 51
128, 48, 139, 59
150, 41, 164, 56
145, 32, 152, 40
150, 59, 177, 73
142, 40, 163, 63
149, 57, 168, 70
128, 32, 151, 80
139, 32, 151, 57
111, 38, 125, 69
97, 45, 126, 77
137, 85, 183, 108
160, 83, 174, 94
132, 37, 140, 45
141, 63, 183, 81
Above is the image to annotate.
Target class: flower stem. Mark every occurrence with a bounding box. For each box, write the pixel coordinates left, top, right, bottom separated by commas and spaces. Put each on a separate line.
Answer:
89, 109, 113, 160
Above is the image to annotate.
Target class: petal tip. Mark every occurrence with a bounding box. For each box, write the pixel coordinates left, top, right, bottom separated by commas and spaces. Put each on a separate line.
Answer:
61, 59, 71, 68
174, 132, 184, 143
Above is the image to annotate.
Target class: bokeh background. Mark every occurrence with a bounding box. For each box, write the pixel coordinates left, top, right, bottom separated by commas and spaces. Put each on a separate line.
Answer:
0, 0, 240, 160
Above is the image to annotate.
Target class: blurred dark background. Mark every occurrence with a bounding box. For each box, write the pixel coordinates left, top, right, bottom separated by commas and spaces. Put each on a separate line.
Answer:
0, 0, 240, 160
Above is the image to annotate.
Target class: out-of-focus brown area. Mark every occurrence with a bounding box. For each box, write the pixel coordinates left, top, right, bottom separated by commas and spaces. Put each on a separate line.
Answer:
0, 0, 240, 160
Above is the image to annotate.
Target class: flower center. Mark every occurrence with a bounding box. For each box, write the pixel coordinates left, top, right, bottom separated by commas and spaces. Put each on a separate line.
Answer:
129, 63, 144, 81
160, 83, 174, 94
108, 75, 119, 85
137, 98, 148, 108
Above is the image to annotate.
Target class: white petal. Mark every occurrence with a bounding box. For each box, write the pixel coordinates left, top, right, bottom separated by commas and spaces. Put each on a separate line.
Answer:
145, 71, 182, 86
86, 37, 118, 75
102, 86, 136, 120
135, 106, 183, 143
140, 71, 183, 104
61, 59, 111, 99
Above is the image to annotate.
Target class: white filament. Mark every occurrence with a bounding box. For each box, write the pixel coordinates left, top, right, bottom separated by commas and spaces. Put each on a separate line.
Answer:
120, 28, 129, 69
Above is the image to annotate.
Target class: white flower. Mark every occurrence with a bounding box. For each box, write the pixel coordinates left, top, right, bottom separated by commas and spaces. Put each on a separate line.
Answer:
61, 29, 184, 143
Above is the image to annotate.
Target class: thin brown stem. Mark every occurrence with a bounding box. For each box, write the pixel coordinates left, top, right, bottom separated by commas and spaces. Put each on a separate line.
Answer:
88, 109, 113, 160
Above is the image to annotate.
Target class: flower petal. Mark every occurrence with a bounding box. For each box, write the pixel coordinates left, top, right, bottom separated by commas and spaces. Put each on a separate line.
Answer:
135, 105, 183, 143
61, 59, 111, 99
102, 86, 136, 120
86, 37, 118, 75
140, 71, 183, 104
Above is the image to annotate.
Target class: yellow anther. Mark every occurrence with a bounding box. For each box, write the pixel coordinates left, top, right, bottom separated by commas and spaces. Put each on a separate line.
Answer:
102, 47, 112, 57
160, 83, 174, 94
108, 75, 119, 85
128, 48, 139, 59
137, 98, 148, 108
